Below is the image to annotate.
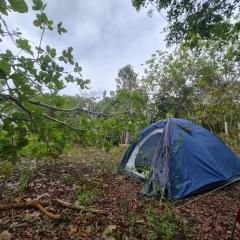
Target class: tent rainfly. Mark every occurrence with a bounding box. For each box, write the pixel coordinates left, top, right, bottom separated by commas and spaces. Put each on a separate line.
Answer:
120, 118, 240, 200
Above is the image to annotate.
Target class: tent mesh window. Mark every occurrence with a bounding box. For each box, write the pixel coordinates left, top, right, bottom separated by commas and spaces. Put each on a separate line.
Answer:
135, 132, 162, 173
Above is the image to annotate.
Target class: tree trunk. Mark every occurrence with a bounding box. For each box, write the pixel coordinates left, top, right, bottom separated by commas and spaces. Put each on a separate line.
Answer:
238, 122, 240, 140
224, 121, 229, 137
125, 131, 130, 145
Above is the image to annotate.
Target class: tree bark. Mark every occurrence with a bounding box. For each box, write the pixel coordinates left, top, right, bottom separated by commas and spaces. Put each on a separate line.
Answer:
224, 121, 229, 137
125, 131, 130, 145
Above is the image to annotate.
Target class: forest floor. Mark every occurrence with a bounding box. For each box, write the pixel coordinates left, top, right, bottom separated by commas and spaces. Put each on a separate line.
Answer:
0, 146, 239, 240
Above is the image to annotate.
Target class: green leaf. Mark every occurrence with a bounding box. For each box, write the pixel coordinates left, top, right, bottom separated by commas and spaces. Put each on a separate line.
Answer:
68, 47, 73, 53
16, 39, 32, 53
60, 27, 67, 34
33, 12, 48, 27
50, 48, 56, 58
57, 22, 67, 34
46, 45, 50, 53
0, 0, 8, 15
0, 60, 11, 78
58, 56, 64, 62
8, 0, 28, 13
33, 18, 41, 27
32, 0, 43, 11
57, 21, 62, 28
5, 50, 13, 58
74, 62, 82, 72
12, 73, 27, 88
12, 73, 33, 96
38, 12, 48, 22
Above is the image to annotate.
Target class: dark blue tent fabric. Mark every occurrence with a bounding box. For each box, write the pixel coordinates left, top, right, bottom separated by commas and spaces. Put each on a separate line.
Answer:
120, 118, 240, 200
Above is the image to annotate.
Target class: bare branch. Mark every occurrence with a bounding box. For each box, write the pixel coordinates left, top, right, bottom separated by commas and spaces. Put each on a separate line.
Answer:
0, 93, 110, 117
0, 15, 16, 46
0, 93, 86, 133
37, 24, 46, 59
28, 98, 111, 117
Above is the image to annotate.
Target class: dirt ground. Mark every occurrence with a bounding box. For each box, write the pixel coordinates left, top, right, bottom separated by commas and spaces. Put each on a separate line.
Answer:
0, 146, 239, 239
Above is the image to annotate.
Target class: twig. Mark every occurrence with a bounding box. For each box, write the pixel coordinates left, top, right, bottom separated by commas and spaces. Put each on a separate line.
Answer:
37, 24, 46, 59
54, 199, 106, 214
149, 2, 168, 22
0, 15, 16, 46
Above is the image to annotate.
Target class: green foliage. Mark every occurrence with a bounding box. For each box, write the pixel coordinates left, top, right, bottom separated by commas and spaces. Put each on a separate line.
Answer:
75, 183, 98, 206
0, 60, 11, 77
32, 0, 44, 11
142, 44, 240, 136
19, 161, 32, 193
116, 64, 138, 91
20, 134, 47, 160
132, 0, 240, 49
146, 204, 177, 240
0, 161, 13, 177
8, 0, 28, 13
0, 0, 90, 170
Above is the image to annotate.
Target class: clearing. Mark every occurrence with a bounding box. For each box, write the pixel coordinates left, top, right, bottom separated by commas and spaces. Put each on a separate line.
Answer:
0, 146, 239, 239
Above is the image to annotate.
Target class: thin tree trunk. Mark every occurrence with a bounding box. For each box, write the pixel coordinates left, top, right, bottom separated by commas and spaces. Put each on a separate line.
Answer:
121, 132, 125, 144
224, 121, 229, 137
238, 122, 240, 140
125, 131, 130, 145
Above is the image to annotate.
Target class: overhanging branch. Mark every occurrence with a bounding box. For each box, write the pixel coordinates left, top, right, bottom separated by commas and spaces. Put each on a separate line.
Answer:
0, 93, 87, 133
0, 93, 111, 117
41, 114, 85, 133
28, 98, 111, 117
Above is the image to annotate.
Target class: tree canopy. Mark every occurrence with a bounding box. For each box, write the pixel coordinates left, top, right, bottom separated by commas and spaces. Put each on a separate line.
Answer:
116, 65, 139, 92
132, 0, 240, 48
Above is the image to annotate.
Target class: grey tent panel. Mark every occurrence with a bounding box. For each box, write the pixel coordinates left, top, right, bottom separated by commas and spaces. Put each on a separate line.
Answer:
135, 132, 162, 170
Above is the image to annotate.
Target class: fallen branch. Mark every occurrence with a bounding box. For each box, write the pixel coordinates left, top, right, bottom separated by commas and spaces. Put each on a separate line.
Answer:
0, 198, 106, 221
54, 199, 106, 214
34, 202, 61, 220
0, 200, 61, 220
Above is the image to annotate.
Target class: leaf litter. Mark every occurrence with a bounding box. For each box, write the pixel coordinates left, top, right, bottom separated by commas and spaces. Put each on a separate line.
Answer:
0, 146, 239, 239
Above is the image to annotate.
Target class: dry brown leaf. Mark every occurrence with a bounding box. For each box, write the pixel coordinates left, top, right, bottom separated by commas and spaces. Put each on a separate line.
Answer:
0, 231, 12, 240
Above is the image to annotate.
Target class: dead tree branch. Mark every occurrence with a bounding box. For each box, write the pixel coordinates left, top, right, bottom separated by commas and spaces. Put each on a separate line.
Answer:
0, 198, 106, 220
54, 199, 106, 214
0, 200, 61, 220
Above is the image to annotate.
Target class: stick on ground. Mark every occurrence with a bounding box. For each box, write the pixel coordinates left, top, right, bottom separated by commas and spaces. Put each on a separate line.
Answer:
54, 199, 106, 214
0, 200, 61, 220
0, 198, 106, 220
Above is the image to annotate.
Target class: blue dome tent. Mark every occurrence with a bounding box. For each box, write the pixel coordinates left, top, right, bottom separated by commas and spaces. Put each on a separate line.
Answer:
120, 118, 240, 200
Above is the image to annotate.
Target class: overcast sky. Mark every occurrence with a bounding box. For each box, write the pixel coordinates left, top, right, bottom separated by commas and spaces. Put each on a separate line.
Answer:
5, 0, 167, 95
